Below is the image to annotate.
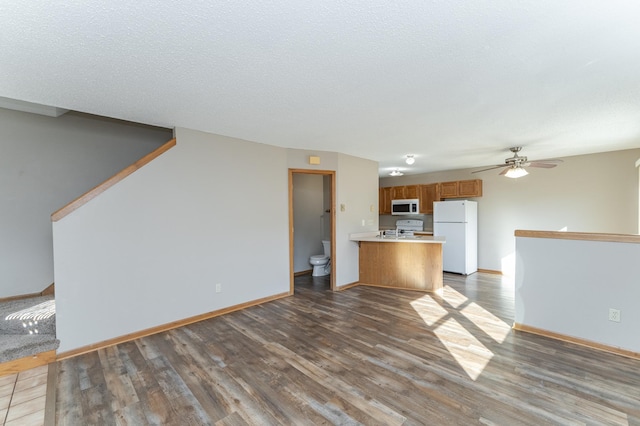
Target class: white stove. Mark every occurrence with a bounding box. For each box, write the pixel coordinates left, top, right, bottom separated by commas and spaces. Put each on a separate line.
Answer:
384, 219, 424, 237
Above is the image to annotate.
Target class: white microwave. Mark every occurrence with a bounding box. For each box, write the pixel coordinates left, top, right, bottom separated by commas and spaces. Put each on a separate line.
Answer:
391, 199, 420, 215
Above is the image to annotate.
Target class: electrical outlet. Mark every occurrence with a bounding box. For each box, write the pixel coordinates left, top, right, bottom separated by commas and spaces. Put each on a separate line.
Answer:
609, 308, 621, 322
215, 283, 222, 293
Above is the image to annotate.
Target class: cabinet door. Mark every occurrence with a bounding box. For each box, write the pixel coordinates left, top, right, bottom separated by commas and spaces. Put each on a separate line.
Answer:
390, 186, 406, 200
439, 181, 459, 198
458, 179, 483, 197
404, 185, 420, 199
379, 187, 392, 214
419, 184, 440, 214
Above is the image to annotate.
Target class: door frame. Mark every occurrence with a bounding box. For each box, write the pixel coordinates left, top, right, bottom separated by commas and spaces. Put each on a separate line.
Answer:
288, 168, 336, 293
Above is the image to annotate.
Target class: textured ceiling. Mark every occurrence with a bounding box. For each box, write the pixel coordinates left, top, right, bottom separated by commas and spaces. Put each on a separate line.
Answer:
2, 1, 640, 176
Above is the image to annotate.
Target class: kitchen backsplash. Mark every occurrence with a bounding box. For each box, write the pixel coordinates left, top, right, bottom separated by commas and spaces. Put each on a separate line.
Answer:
379, 214, 433, 231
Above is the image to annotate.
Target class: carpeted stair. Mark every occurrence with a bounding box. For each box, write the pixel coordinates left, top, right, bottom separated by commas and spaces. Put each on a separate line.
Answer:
0, 295, 59, 363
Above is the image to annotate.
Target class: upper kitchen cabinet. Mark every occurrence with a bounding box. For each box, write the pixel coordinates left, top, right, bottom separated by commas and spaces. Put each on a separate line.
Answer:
379, 187, 391, 214
440, 179, 483, 199
419, 183, 440, 214
459, 179, 482, 197
404, 185, 420, 199
388, 185, 419, 200
379, 179, 481, 215
439, 181, 458, 198
390, 186, 406, 200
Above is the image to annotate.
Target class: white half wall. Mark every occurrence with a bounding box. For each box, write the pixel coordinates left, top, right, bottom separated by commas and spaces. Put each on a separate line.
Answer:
515, 235, 640, 354
380, 148, 640, 273
0, 108, 170, 298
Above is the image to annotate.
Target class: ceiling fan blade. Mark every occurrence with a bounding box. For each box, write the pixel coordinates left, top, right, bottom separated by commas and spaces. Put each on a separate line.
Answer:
498, 167, 510, 175
529, 158, 563, 163
527, 162, 558, 168
472, 165, 505, 174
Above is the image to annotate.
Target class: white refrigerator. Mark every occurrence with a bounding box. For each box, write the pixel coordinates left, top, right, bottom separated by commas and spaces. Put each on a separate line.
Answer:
433, 200, 477, 275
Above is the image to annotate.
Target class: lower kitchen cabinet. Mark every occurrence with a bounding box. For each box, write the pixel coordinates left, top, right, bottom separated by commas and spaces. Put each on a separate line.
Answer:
358, 240, 443, 292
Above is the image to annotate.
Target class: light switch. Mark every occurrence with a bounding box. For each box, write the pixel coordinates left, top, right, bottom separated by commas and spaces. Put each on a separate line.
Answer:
340, 204, 345, 212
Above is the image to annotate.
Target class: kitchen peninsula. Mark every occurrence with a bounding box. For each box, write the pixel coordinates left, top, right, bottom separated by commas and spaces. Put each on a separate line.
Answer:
350, 232, 446, 293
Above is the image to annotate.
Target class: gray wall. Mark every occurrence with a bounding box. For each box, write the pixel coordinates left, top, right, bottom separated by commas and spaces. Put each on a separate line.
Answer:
0, 108, 171, 297
380, 148, 640, 273
287, 150, 379, 287
292, 173, 325, 272
53, 130, 379, 352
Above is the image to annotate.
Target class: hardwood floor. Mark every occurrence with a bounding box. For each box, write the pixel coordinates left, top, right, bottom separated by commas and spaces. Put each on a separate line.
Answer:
55, 273, 640, 425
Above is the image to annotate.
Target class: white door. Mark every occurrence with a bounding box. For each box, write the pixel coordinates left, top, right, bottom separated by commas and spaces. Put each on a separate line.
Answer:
434, 222, 466, 274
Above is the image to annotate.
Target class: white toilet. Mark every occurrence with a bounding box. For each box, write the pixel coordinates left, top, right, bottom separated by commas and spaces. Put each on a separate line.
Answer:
309, 240, 331, 276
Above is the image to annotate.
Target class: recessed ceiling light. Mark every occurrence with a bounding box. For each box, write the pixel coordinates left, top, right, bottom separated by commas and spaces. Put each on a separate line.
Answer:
389, 169, 403, 176
405, 155, 415, 165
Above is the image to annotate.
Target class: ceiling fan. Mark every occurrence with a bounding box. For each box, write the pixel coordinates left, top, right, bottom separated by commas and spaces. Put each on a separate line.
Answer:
472, 147, 563, 178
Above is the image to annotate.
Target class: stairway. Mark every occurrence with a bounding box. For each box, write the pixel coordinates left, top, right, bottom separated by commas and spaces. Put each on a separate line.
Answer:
0, 296, 59, 366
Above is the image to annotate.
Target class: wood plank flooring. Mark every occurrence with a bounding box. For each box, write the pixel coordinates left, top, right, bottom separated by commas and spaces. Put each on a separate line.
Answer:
55, 273, 640, 425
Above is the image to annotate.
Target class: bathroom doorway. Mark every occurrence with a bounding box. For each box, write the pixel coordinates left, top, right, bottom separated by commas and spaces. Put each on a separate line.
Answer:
288, 169, 336, 293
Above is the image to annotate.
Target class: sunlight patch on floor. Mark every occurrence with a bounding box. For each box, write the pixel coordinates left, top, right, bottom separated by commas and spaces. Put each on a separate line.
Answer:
460, 302, 511, 343
409, 295, 448, 326
441, 285, 468, 308
5, 300, 55, 321
410, 285, 504, 381
434, 318, 494, 381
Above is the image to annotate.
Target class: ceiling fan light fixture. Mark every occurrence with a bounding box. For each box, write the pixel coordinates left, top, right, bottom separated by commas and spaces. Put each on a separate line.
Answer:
389, 169, 404, 177
505, 166, 528, 178
405, 155, 415, 165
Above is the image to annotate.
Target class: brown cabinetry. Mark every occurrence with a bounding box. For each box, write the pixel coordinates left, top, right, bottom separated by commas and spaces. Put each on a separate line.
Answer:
439, 179, 483, 199
382, 185, 427, 215
379, 187, 391, 214
419, 183, 440, 214
404, 185, 420, 199
390, 186, 406, 200
439, 181, 458, 199
379, 179, 482, 215
459, 179, 482, 197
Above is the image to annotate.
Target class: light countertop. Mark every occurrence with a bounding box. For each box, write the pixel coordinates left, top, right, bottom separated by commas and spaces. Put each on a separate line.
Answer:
350, 232, 445, 244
